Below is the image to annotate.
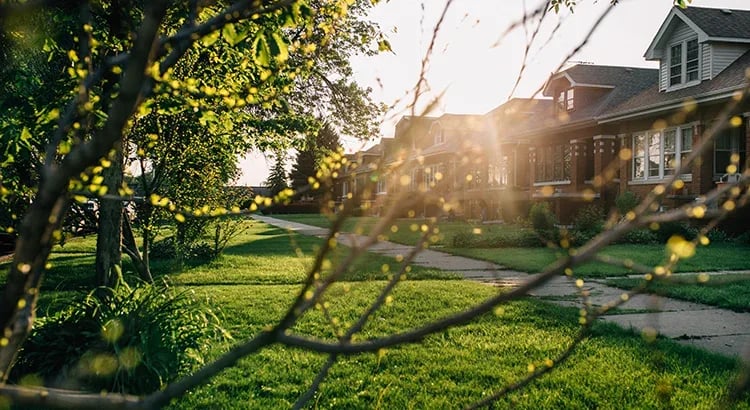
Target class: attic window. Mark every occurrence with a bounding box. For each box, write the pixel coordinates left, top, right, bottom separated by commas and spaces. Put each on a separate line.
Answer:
669, 38, 699, 88
557, 88, 574, 112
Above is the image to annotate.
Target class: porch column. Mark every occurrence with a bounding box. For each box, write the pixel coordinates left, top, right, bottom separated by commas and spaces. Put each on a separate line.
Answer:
593, 135, 617, 186
691, 122, 713, 195
569, 139, 588, 191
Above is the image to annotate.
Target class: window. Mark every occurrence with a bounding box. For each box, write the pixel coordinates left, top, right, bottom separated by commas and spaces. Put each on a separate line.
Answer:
535, 143, 571, 182
423, 164, 445, 189
375, 174, 386, 194
557, 88, 575, 112
430, 124, 445, 145
669, 38, 699, 87
631, 125, 693, 181
488, 158, 508, 187
566, 88, 575, 111
714, 125, 746, 176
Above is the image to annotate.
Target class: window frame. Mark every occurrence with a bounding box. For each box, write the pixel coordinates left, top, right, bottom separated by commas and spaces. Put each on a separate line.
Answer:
534, 143, 571, 183
556, 88, 575, 112
667, 38, 700, 89
630, 124, 695, 182
714, 123, 746, 177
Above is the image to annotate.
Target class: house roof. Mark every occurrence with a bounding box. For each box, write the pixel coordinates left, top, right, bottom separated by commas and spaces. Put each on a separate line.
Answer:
510, 66, 658, 138
601, 49, 750, 122
645, 6, 750, 60
679, 7, 750, 40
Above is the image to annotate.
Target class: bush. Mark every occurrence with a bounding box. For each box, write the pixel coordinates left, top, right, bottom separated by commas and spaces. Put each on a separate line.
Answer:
451, 229, 542, 248
529, 202, 558, 242
571, 205, 605, 245
13, 281, 229, 394
618, 228, 659, 244
451, 231, 475, 247
150, 237, 219, 260
615, 191, 639, 215
654, 221, 694, 243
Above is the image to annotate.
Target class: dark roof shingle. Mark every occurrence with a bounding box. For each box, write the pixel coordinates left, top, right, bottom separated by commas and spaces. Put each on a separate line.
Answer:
679, 6, 750, 39
602, 50, 750, 120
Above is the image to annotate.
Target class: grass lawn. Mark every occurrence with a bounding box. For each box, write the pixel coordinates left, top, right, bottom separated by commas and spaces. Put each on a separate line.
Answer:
3, 220, 747, 408
607, 273, 750, 312
273, 214, 750, 278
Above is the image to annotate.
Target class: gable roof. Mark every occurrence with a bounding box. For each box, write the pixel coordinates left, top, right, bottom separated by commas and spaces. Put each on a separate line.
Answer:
601, 49, 750, 122
512, 66, 657, 138
645, 6, 750, 60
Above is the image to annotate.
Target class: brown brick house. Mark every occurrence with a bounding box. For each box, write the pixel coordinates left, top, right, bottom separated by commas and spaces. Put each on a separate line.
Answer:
500, 5, 750, 223
338, 6, 750, 224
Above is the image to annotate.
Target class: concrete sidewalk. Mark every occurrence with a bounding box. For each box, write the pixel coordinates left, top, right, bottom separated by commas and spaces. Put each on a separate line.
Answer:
252, 215, 750, 358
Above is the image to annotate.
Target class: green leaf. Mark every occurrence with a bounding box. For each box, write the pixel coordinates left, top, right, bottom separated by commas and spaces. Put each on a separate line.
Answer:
269, 33, 289, 63
222, 23, 247, 47
20, 127, 32, 142
200, 30, 220, 47
252, 32, 271, 67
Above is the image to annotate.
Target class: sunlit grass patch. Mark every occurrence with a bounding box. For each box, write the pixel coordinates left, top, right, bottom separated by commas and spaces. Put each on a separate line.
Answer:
174, 281, 746, 409
607, 273, 750, 312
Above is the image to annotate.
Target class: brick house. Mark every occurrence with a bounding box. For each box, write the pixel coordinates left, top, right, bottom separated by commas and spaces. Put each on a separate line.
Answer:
338, 6, 750, 223
510, 6, 750, 222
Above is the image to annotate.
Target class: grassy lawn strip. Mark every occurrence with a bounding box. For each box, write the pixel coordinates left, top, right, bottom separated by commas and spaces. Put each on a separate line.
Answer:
606, 274, 750, 312
273, 214, 750, 278
173, 281, 744, 409
6, 220, 747, 408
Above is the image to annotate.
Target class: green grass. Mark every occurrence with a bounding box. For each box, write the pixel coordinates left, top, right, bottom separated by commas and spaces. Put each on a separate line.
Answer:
273, 214, 750, 278
448, 243, 750, 278
607, 273, 750, 312
171, 280, 745, 409
3, 219, 748, 408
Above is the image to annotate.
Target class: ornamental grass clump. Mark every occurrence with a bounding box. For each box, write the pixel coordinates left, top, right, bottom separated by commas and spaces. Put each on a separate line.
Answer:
12, 280, 230, 394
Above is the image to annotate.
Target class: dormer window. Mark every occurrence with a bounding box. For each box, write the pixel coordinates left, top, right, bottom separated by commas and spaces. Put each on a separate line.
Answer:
669, 38, 699, 88
430, 123, 445, 145
434, 129, 444, 145
557, 88, 574, 112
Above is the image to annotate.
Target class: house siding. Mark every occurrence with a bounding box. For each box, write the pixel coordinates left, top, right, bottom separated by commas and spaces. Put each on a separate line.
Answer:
659, 60, 668, 91
701, 43, 711, 81
658, 20, 699, 91
711, 42, 750, 78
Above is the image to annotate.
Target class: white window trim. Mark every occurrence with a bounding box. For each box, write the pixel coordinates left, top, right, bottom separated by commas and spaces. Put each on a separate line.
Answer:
667, 38, 700, 91
630, 123, 696, 183
557, 88, 575, 112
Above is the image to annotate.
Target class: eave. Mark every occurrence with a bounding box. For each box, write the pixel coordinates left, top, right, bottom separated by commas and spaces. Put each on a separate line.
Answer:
598, 86, 743, 123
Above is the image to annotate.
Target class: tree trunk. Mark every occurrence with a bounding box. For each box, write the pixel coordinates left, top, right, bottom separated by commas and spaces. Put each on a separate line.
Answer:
95, 141, 124, 288
122, 209, 153, 282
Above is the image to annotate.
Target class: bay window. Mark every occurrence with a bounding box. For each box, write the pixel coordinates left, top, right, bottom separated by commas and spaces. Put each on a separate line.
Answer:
632, 125, 694, 181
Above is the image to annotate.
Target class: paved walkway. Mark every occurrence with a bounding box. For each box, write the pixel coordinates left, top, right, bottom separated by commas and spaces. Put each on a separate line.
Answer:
252, 215, 750, 358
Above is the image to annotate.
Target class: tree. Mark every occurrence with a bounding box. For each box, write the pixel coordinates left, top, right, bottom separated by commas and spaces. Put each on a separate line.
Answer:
266, 151, 290, 196
289, 122, 341, 196
0, 0, 747, 408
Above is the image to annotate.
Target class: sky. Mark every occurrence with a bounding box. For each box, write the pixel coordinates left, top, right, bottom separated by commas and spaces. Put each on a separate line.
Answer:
236, 0, 750, 186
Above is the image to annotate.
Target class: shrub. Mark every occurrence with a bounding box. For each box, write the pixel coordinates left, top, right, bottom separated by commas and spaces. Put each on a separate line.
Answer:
571, 205, 605, 245
529, 202, 558, 242
733, 230, 750, 244
618, 228, 659, 244
451, 229, 542, 248
654, 221, 694, 242
615, 191, 639, 215
13, 281, 229, 394
451, 231, 475, 247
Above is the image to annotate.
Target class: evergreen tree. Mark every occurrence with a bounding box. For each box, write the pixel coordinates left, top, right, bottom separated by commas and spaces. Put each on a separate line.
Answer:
266, 151, 290, 196
289, 123, 341, 194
